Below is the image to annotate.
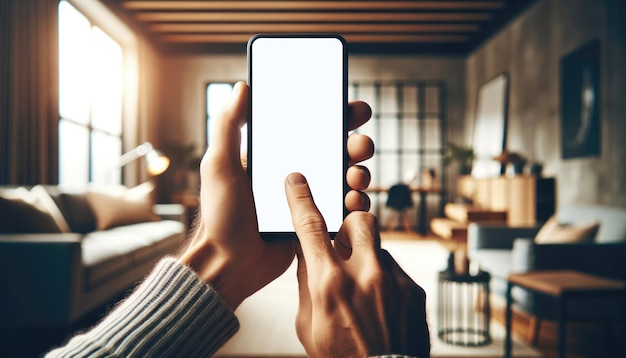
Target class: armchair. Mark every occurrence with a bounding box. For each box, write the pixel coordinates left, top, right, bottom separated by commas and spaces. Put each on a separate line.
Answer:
467, 204, 626, 343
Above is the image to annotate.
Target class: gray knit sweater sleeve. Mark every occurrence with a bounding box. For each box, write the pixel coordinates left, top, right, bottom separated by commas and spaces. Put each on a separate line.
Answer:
46, 257, 239, 357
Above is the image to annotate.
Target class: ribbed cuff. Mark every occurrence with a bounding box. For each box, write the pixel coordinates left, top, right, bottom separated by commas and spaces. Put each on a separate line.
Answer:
47, 257, 239, 357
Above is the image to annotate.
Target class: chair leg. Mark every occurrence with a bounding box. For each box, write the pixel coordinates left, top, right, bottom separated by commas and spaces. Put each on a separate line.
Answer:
402, 212, 412, 232
528, 315, 541, 346
384, 212, 395, 231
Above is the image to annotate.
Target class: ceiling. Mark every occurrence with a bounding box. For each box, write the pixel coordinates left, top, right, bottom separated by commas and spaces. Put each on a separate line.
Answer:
104, 0, 538, 55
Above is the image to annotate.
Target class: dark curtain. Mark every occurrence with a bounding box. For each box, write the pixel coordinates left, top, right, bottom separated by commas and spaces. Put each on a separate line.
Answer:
0, 0, 59, 185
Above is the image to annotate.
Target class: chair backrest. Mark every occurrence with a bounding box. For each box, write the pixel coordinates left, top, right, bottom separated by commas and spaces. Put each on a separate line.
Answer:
558, 205, 626, 243
386, 184, 413, 210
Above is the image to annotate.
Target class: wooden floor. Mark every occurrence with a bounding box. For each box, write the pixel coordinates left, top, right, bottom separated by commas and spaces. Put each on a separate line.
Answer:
381, 229, 626, 358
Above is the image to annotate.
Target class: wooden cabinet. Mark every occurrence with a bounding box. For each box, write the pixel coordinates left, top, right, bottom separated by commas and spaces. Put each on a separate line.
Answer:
457, 175, 555, 226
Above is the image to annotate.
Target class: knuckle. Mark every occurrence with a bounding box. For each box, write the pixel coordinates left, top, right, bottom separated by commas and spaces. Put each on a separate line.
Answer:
361, 269, 388, 295
296, 214, 328, 235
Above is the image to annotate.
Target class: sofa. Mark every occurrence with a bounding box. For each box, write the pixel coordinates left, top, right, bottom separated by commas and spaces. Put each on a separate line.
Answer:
0, 184, 187, 327
468, 204, 626, 323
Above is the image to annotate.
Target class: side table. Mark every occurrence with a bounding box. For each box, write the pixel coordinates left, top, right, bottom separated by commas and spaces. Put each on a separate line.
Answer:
438, 270, 492, 346
505, 270, 626, 358
171, 191, 199, 231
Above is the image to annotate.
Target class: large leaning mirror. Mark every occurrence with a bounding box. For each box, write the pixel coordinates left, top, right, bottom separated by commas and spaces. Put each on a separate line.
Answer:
471, 73, 509, 178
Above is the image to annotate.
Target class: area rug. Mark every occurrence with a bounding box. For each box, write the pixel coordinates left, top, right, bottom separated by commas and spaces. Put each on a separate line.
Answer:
215, 239, 541, 358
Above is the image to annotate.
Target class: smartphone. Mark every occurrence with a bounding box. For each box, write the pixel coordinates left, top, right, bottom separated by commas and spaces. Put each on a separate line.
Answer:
247, 34, 347, 240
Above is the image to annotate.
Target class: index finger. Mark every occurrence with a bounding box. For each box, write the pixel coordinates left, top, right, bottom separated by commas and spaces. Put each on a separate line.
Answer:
285, 173, 337, 268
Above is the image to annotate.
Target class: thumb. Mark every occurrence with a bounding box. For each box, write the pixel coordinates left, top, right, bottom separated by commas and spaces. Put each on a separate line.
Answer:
208, 81, 248, 166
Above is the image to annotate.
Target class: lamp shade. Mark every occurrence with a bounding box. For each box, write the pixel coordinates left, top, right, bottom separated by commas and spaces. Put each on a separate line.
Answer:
146, 149, 170, 176
117, 142, 170, 176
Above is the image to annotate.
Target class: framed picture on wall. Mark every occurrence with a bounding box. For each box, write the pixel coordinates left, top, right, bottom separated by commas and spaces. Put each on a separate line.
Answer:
561, 39, 601, 159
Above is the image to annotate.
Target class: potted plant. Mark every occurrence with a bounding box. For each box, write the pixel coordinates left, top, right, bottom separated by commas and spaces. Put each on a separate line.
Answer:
163, 143, 203, 191
443, 143, 475, 175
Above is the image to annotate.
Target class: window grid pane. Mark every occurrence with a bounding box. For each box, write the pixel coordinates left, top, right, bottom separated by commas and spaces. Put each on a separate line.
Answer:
59, 119, 89, 186
206, 83, 234, 145
91, 131, 122, 185
351, 81, 446, 231
206, 83, 247, 154
91, 27, 123, 135
58, 1, 91, 124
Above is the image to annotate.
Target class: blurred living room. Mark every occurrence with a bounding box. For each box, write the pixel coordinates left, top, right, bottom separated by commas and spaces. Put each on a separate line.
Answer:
1, 0, 625, 357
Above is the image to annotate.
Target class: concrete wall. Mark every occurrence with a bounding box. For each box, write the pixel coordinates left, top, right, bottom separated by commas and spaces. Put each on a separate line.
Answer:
465, 0, 626, 208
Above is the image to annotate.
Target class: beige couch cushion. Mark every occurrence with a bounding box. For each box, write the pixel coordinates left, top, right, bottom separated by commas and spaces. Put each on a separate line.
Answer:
534, 215, 600, 244
87, 182, 159, 230
0, 187, 69, 233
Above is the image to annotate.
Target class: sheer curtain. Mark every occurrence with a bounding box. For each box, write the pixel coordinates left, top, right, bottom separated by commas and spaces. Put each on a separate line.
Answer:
0, 0, 59, 185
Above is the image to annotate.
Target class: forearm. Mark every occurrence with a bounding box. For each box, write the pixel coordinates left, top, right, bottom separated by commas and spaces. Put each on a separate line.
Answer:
46, 257, 239, 357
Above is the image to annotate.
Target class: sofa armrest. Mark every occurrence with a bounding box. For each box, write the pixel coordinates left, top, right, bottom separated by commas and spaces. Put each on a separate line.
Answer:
154, 204, 186, 223
510, 238, 535, 272
512, 240, 626, 281
467, 222, 540, 252
0, 233, 84, 326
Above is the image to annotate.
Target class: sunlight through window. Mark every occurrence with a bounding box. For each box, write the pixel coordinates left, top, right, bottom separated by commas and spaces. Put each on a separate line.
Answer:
58, 0, 123, 186
206, 83, 247, 155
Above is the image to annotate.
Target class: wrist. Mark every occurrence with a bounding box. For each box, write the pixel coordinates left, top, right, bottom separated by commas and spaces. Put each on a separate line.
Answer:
179, 234, 244, 310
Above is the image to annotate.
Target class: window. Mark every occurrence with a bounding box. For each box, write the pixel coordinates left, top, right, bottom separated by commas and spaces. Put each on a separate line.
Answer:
58, 0, 123, 185
350, 81, 447, 229
206, 82, 246, 150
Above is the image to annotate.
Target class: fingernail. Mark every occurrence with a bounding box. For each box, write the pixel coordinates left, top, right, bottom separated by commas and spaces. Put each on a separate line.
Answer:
288, 173, 307, 185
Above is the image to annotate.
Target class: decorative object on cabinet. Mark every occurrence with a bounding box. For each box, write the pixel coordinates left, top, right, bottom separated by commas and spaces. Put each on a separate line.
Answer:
561, 39, 601, 159
492, 150, 527, 176
472, 73, 509, 178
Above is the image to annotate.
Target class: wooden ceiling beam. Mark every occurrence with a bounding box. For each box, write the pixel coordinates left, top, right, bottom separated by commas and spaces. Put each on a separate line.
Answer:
123, 1, 506, 11
135, 11, 493, 23
148, 23, 480, 34
159, 33, 470, 43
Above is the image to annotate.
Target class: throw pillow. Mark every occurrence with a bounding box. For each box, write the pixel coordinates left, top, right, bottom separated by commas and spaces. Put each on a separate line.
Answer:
0, 187, 64, 233
534, 215, 600, 244
86, 182, 159, 230
30, 185, 71, 233
45, 186, 97, 234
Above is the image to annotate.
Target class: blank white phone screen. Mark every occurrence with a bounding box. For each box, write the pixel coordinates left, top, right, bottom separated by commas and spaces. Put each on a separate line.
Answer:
250, 36, 345, 235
